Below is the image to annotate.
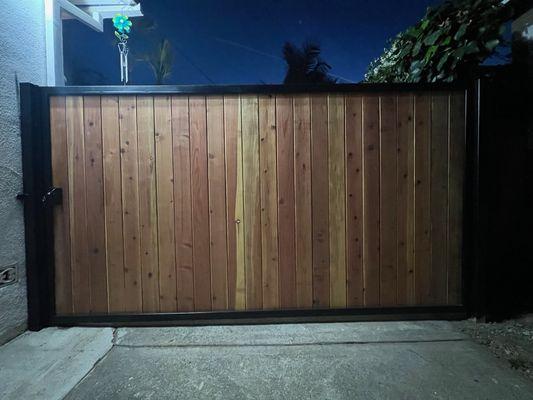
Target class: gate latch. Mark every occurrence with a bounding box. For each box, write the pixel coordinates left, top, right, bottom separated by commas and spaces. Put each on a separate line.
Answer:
42, 187, 63, 208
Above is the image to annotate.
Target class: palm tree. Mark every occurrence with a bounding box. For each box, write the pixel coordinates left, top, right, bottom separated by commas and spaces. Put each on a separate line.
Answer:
282, 42, 336, 84
141, 39, 173, 85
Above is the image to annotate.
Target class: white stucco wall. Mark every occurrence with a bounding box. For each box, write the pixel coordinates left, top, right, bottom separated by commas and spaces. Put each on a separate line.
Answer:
0, 0, 46, 344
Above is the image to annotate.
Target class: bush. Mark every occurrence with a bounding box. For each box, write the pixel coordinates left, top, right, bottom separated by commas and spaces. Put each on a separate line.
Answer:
365, 0, 511, 83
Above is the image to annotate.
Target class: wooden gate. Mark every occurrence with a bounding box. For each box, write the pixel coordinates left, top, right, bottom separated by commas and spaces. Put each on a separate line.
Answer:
44, 86, 465, 319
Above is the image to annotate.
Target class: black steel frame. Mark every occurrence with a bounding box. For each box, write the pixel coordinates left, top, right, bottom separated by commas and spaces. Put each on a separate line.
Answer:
20, 82, 480, 330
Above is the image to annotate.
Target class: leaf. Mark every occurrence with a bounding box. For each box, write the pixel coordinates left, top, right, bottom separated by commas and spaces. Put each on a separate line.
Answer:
424, 30, 442, 46
420, 19, 430, 30
485, 39, 499, 51
437, 53, 450, 71
464, 41, 480, 54
424, 45, 438, 63
412, 41, 422, 56
114, 31, 121, 39
442, 36, 451, 46
454, 23, 468, 41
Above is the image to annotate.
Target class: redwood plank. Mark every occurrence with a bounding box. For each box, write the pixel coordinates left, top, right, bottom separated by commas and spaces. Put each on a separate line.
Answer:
259, 95, 279, 310
154, 96, 177, 311
328, 94, 346, 308
396, 94, 416, 305
101, 96, 125, 313
224, 96, 246, 310
293, 95, 313, 308
207, 96, 229, 310
83, 96, 108, 313
241, 95, 262, 310
448, 92, 465, 305
189, 96, 212, 311
362, 96, 380, 306
66, 96, 90, 314
345, 95, 363, 307
430, 93, 449, 305
172, 96, 194, 311
276, 95, 296, 309
50, 96, 72, 315
310, 95, 330, 308
414, 94, 432, 304
118, 96, 142, 312
379, 96, 398, 306
137, 96, 159, 312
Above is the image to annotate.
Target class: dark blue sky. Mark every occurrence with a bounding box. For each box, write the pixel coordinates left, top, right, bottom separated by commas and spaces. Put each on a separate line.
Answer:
64, 0, 440, 85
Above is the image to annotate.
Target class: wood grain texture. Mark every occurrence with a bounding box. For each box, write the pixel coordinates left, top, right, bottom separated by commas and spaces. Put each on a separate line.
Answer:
172, 96, 194, 311
119, 96, 142, 312
136, 96, 159, 312
293, 95, 313, 308
311, 95, 330, 308
430, 93, 449, 305
241, 95, 262, 310
259, 95, 279, 309
328, 94, 346, 308
447, 92, 465, 305
207, 96, 229, 310
52, 90, 464, 314
189, 96, 212, 311
345, 95, 363, 307
362, 96, 380, 306
224, 96, 246, 310
66, 96, 90, 314
396, 94, 416, 305
379, 96, 398, 306
414, 94, 432, 304
50, 96, 72, 315
83, 96, 108, 313
276, 95, 297, 309
101, 96, 125, 313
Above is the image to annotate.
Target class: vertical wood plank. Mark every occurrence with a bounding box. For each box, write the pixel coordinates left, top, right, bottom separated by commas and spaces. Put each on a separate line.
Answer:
310, 95, 330, 308
396, 94, 416, 305
190, 96, 212, 311
224, 96, 246, 310
154, 96, 177, 311
67, 96, 91, 314
276, 95, 297, 309
414, 94, 432, 304
362, 96, 380, 306
379, 96, 398, 306
241, 95, 262, 310
430, 93, 449, 305
119, 96, 142, 312
328, 94, 346, 308
207, 96, 229, 310
137, 96, 159, 312
172, 96, 194, 311
448, 92, 465, 305
293, 95, 313, 308
259, 95, 279, 309
345, 95, 364, 307
101, 96, 125, 313
83, 96, 108, 313
50, 96, 72, 315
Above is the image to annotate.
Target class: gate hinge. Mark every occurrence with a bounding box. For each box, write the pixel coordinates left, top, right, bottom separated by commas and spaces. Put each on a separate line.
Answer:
42, 187, 63, 208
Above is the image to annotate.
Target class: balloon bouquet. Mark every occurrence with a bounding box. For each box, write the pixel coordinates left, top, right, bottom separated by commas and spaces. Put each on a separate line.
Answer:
113, 14, 133, 85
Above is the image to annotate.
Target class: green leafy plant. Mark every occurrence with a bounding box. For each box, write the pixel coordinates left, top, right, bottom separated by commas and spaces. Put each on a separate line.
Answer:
365, 0, 511, 83
140, 39, 173, 85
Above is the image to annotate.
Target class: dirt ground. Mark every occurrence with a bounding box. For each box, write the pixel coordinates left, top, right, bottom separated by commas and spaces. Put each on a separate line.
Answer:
454, 315, 533, 382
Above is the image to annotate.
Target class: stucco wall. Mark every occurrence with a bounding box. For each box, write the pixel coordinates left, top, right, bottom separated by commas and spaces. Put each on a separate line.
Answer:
0, 0, 46, 344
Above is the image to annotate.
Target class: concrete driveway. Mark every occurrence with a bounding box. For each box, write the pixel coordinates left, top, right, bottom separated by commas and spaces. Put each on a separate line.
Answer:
1, 321, 533, 399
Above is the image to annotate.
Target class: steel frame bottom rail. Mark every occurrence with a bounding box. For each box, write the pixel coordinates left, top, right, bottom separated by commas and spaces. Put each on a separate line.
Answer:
52, 305, 466, 327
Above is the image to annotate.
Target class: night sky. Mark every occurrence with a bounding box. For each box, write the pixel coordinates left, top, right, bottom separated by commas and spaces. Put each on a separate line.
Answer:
63, 0, 440, 85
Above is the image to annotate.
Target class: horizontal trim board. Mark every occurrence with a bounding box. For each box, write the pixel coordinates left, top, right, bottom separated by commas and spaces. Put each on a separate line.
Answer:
52, 306, 466, 327
38, 82, 467, 96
